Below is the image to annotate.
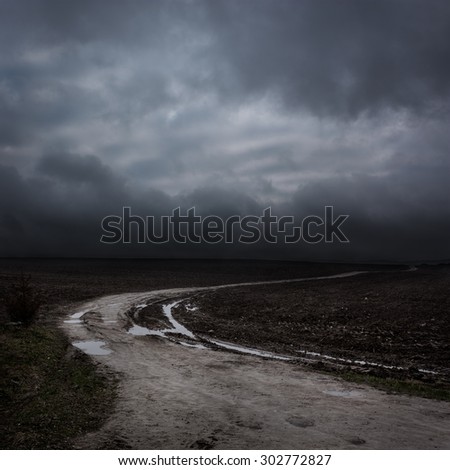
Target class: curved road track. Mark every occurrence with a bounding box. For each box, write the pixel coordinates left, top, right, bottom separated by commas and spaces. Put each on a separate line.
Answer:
63, 271, 450, 449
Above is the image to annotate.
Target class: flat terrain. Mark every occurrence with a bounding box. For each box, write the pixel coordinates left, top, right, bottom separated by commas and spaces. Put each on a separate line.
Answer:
1, 259, 449, 449
0, 323, 115, 449
65, 285, 450, 450
0, 259, 386, 314
175, 266, 450, 380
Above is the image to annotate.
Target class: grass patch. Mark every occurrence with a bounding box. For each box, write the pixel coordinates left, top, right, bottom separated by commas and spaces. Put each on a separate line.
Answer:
0, 323, 116, 449
340, 371, 450, 401
310, 363, 450, 401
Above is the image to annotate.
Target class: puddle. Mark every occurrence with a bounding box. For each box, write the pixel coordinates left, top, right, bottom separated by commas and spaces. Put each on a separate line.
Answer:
179, 341, 208, 349
72, 340, 112, 356
128, 324, 164, 337
297, 349, 437, 375
128, 301, 196, 340
64, 308, 92, 324
70, 309, 91, 319
323, 390, 361, 398
185, 304, 198, 312
163, 302, 196, 339
210, 339, 293, 361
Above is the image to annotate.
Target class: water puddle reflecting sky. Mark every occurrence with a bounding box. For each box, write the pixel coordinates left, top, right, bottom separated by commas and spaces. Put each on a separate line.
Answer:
72, 340, 112, 356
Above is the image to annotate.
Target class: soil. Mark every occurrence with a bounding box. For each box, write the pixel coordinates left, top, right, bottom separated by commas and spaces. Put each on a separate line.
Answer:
61, 265, 450, 450
0, 258, 387, 325
127, 303, 170, 330
0, 258, 385, 305
174, 266, 450, 379
2, 259, 449, 449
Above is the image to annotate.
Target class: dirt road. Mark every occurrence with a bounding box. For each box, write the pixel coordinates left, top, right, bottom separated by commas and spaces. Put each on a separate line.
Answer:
62, 275, 450, 449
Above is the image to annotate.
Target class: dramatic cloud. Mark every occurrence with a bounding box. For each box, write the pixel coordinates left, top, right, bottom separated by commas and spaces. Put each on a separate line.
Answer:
203, 0, 450, 117
1, 0, 449, 261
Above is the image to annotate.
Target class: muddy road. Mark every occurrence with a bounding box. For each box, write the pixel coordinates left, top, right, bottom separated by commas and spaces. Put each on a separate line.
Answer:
63, 272, 450, 450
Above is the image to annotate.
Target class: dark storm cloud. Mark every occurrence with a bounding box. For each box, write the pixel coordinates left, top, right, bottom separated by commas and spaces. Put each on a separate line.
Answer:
2, 0, 450, 122
0, 0, 165, 46
1, 152, 449, 261
0, 155, 171, 257
0, 0, 449, 260
38, 153, 118, 186
200, 0, 450, 117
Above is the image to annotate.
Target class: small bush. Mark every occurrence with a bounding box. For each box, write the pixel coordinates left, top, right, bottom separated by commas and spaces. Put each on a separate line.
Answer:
3, 274, 43, 326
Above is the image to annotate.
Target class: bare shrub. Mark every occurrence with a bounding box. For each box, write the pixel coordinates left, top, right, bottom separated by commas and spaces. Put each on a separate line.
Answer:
3, 274, 43, 326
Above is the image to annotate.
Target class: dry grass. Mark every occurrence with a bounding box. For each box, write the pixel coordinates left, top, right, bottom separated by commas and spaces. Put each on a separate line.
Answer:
0, 323, 116, 449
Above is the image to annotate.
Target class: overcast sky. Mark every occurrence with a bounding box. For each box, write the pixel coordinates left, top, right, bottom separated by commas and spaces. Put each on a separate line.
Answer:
1, 0, 449, 261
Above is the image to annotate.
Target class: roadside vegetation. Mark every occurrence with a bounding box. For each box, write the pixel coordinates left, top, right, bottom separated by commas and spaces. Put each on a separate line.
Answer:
310, 363, 450, 402
3, 273, 43, 326
0, 322, 116, 449
0, 274, 116, 449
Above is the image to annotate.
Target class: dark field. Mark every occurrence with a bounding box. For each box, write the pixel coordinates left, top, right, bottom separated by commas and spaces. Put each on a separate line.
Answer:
1, 259, 449, 449
0, 258, 392, 448
1, 259, 448, 377
0, 258, 387, 320
175, 265, 450, 381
